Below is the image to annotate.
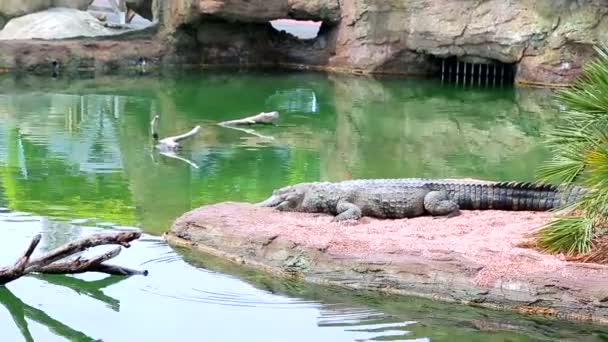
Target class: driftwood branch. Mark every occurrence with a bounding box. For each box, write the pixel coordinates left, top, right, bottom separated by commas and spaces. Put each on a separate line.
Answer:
218, 111, 279, 127
160, 125, 201, 144
0, 232, 147, 285
151, 115, 201, 150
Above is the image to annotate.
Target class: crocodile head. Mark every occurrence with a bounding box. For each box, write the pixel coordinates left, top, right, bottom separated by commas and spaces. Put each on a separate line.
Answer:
256, 183, 311, 211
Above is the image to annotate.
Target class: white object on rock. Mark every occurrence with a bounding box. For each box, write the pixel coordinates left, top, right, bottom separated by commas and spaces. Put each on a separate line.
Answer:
0, 7, 126, 40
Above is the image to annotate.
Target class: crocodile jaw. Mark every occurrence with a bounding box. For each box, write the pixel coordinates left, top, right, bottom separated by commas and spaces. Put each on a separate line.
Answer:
256, 195, 282, 207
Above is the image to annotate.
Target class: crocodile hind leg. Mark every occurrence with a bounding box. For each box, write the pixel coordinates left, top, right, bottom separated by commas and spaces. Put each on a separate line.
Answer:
423, 190, 460, 217
332, 200, 362, 222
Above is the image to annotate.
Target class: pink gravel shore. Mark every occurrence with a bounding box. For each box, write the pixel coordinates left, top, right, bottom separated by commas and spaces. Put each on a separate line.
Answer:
168, 202, 608, 324
172, 203, 605, 288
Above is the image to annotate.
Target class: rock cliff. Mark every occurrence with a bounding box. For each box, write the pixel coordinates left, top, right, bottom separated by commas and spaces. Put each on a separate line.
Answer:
159, 0, 608, 85
0, 0, 606, 85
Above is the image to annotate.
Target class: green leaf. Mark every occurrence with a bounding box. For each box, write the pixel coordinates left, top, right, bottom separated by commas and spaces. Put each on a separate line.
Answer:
534, 43, 608, 255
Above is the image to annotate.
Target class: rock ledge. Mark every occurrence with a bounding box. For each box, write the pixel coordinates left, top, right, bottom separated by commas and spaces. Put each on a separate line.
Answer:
166, 202, 608, 325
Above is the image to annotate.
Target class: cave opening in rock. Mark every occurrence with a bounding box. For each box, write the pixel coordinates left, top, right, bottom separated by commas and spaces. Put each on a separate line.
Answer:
269, 19, 322, 40
434, 56, 516, 87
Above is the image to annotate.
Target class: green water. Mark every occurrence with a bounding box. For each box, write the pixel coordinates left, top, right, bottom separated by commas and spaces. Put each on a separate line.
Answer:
0, 70, 604, 341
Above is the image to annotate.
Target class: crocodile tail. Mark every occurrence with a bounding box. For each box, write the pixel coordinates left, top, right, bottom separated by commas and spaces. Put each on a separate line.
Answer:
553, 184, 588, 208
446, 181, 581, 211
488, 182, 560, 211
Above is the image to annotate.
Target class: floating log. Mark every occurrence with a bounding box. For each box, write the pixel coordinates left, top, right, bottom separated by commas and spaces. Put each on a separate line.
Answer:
218, 111, 279, 127
0, 232, 148, 285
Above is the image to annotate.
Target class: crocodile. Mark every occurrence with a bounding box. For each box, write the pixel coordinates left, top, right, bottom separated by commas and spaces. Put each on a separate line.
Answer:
256, 178, 587, 221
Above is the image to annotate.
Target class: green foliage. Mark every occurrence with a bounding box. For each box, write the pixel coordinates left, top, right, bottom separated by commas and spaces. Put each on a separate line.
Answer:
536, 44, 608, 255
536, 216, 594, 255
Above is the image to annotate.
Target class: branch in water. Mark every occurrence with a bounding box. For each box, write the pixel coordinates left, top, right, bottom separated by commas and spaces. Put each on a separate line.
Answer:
160, 125, 201, 144
0, 232, 147, 285
151, 115, 201, 150
218, 111, 279, 127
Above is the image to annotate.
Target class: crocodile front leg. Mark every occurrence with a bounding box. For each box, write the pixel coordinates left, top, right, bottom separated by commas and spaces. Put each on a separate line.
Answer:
424, 190, 460, 217
332, 200, 362, 221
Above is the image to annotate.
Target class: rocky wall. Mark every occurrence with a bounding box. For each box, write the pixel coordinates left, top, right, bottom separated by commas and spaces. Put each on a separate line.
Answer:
166, 202, 608, 325
161, 0, 608, 85
0, 0, 606, 85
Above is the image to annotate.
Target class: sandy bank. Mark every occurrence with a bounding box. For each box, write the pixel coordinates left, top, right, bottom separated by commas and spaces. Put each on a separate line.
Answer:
166, 202, 608, 325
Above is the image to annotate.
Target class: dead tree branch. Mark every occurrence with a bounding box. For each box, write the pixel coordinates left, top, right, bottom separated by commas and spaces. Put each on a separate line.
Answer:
151, 115, 201, 151
0, 232, 147, 285
218, 111, 280, 127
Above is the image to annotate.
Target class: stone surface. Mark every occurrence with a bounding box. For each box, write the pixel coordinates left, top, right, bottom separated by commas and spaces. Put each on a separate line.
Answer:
0, 0, 606, 85
0, 0, 92, 24
155, 0, 608, 85
0, 34, 175, 74
287, 0, 340, 23
125, 0, 162, 23
167, 202, 608, 325
326, 0, 608, 84
195, 0, 340, 23
0, 8, 125, 40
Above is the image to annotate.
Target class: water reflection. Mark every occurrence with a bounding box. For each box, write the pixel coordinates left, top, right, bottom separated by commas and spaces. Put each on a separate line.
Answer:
325, 75, 556, 180
176, 248, 608, 342
0, 71, 594, 342
0, 73, 559, 227
265, 88, 320, 114
0, 286, 97, 342
33, 274, 125, 311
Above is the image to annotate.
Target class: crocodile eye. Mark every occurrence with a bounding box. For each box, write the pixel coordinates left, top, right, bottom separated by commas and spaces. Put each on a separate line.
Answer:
285, 194, 300, 203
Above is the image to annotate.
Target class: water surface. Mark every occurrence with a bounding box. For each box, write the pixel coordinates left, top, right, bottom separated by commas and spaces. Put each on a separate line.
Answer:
0, 70, 604, 341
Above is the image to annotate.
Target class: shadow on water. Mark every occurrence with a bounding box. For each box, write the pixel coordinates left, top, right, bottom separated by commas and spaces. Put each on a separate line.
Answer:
0, 225, 129, 341
173, 247, 608, 342
0, 286, 97, 342
31, 274, 125, 311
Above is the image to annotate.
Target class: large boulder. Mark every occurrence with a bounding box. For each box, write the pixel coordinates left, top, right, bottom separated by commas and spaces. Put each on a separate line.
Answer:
0, 8, 124, 40
0, 0, 93, 29
0, 0, 92, 18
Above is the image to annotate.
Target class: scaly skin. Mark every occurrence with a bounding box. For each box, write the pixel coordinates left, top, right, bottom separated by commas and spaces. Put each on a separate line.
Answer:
256, 179, 587, 221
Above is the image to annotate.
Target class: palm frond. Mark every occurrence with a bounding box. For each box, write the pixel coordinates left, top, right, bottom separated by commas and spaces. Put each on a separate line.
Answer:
534, 43, 608, 256
536, 216, 594, 255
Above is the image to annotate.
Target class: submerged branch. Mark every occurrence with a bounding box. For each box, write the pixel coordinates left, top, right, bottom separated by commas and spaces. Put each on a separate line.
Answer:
0, 232, 147, 285
158, 150, 200, 169
222, 125, 275, 141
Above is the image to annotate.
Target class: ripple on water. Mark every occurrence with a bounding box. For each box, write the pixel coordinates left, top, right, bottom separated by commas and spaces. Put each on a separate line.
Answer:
140, 250, 183, 265
141, 285, 320, 309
